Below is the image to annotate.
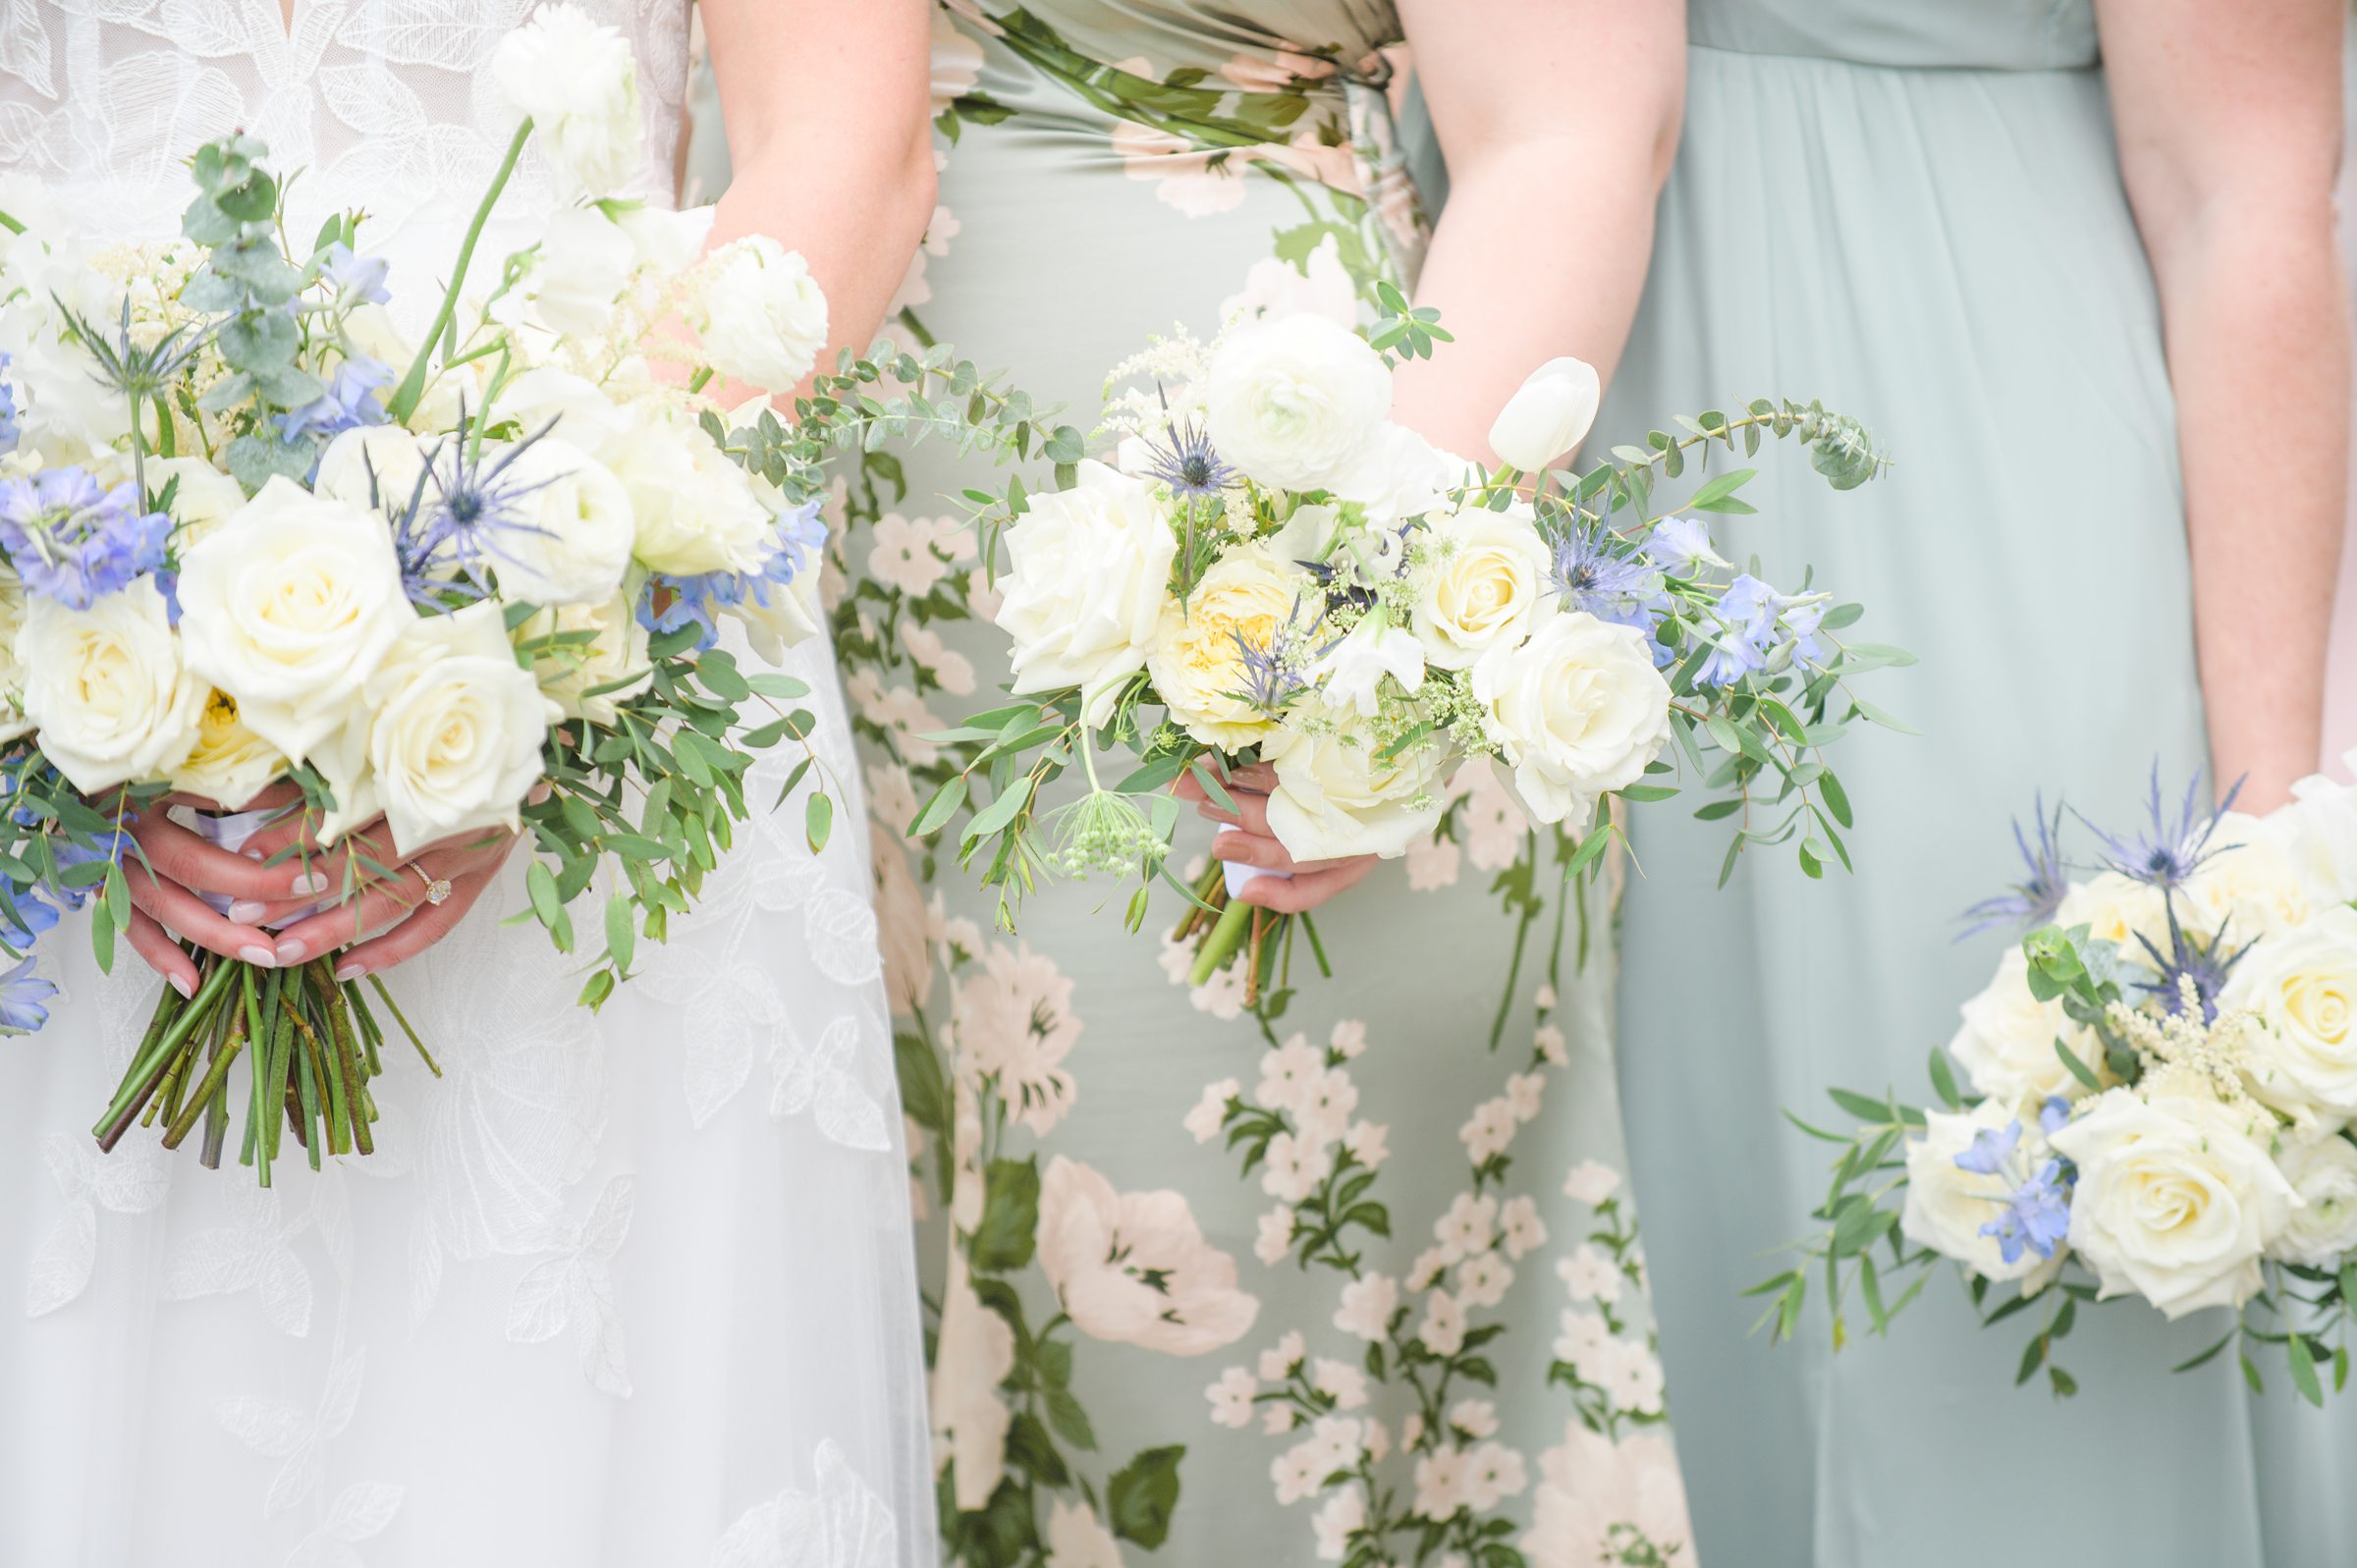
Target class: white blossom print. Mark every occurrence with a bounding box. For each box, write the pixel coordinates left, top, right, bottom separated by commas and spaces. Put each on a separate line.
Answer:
506, 1173, 636, 1397
709, 1440, 899, 1568
26, 1130, 166, 1318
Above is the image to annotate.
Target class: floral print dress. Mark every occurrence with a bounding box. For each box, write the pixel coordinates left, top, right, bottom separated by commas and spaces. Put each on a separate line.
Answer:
697, 6, 1696, 1564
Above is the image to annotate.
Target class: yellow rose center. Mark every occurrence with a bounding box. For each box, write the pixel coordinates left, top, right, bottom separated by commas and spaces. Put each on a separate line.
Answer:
2285, 971, 2354, 1047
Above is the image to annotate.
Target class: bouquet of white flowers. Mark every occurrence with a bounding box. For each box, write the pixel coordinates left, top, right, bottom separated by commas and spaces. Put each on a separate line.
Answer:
1770, 761, 2357, 1402
0, 5, 1036, 1183
924, 279, 1899, 999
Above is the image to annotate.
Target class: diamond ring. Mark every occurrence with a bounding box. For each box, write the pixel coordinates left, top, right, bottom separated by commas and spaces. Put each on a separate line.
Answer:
415, 867, 453, 907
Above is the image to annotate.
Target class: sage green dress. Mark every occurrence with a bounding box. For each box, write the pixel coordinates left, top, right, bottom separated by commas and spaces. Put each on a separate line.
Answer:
695, 6, 1694, 1565
1418, 1, 2335, 1563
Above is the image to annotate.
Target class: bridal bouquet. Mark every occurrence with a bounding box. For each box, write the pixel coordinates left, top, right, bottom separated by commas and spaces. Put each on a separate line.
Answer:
923, 280, 1900, 997
1769, 763, 2357, 1402
0, 6, 1036, 1182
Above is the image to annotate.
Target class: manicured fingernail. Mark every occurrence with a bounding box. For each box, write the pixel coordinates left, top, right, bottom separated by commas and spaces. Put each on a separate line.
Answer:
242, 849, 264, 861
239, 945, 278, 968
274, 939, 305, 964
292, 872, 328, 896
169, 972, 194, 1000
227, 899, 267, 923
335, 962, 365, 983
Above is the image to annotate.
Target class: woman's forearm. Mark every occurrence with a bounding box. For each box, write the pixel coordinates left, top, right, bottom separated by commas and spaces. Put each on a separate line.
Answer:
2158, 204, 2348, 807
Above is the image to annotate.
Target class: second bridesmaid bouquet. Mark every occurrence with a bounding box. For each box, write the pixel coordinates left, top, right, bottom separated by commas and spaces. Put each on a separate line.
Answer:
921, 274, 1901, 996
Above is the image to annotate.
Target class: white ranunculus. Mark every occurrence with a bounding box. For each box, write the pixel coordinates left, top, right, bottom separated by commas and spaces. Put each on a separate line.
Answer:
1947, 946, 2104, 1110
1263, 708, 1447, 861
493, 2, 644, 202
1488, 356, 1600, 472
144, 458, 247, 554
526, 205, 637, 338
1900, 1100, 2057, 1283
1309, 613, 1424, 720
1201, 312, 1391, 493
2048, 1083, 2294, 1319
995, 460, 1177, 728
1148, 544, 1300, 750
687, 237, 829, 395
176, 477, 412, 764
1411, 501, 1551, 671
493, 367, 637, 460
363, 601, 558, 855
2222, 904, 2357, 1134
169, 689, 288, 809
480, 436, 636, 607
1332, 420, 1466, 528
613, 202, 716, 273
605, 408, 773, 576
313, 424, 437, 514
518, 592, 651, 727
2271, 1135, 2357, 1268
18, 580, 204, 791
2275, 771, 2357, 908
1219, 233, 1358, 330
1471, 612, 1671, 826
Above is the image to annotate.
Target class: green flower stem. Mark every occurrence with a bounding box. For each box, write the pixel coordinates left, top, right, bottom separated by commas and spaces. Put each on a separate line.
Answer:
1188, 895, 1253, 988
386, 116, 531, 424
92, 955, 238, 1147
162, 1017, 245, 1151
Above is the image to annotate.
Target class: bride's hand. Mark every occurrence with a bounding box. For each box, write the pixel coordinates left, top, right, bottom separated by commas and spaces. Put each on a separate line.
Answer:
118, 784, 322, 997
1174, 762, 1380, 914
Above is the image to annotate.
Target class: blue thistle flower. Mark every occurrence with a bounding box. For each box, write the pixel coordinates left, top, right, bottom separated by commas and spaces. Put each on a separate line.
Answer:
2133, 899, 2245, 1024
0, 466, 172, 607
1141, 416, 1237, 503
382, 411, 563, 604
0, 953, 56, 1034
1548, 524, 1664, 633
1960, 793, 2070, 938
2078, 764, 2241, 892
1222, 595, 1330, 716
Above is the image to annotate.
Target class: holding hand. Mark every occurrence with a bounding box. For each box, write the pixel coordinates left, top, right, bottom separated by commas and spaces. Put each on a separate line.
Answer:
1174, 762, 1379, 915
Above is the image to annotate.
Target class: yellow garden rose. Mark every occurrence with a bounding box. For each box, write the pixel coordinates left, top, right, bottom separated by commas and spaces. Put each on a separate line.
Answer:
1148, 545, 1299, 749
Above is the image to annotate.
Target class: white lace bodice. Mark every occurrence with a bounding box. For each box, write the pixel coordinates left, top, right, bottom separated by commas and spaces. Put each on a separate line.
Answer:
0, 0, 690, 259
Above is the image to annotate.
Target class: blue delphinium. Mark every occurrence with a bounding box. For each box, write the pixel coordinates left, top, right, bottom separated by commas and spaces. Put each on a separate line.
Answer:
0, 953, 56, 1035
0, 886, 60, 949
275, 352, 391, 446
2039, 1096, 2071, 1138
0, 352, 20, 457
0, 467, 172, 607
1549, 523, 1664, 633
643, 498, 832, 650
1643, 514, 1725, 578
320, 243, 391, 306
1981, 1158, 2072, 1265
2080, 763, 2241, 892
1953, 1117, 2022, 1177
1959, 794, 2070, 938
1695, 573, 1780, 687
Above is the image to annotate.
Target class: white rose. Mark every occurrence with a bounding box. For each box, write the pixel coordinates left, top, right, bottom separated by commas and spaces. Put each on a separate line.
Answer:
1147, 544, 1301, 750
518, 592, 651, 727
1332, 420, 1466, 528
313, 424, 436, 514
525, 205, 637, 338
1219, 233, 1357, 330
2270, 1135, 2357, 1268
2053, 871, 2171, 960
363, 601, 558, 855
605, 408, 772, 576
1947, 946, 2104, 1110
1899, 1100, 2057, 1283
18, 580, 204, 791
1487, 356, 1601, 473
478, 436, 636, 607
144, 458, 246, 553
2275, 772, 2357, 908
1411, 502, 1551, 671
169, 689, 288, 809
1202, 312, 1391, 492
1263, 707, 1447, 861
175, 477, 411, 763
995, 460, 1176, 728
1309, 613, 1423, 720
493, 2, 643, 203
2049, 1084, 2294, 1319
1470, 611, 1671, 826
687, 237, 829, 395
2221, 905, 2357, 1133
2183, 810, 2310, 941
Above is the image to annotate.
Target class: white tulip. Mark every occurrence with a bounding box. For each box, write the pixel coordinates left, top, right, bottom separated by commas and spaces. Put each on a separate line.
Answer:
1488, 356, 1600, 472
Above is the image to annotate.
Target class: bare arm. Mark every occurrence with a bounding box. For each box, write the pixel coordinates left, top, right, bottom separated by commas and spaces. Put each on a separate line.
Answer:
1390, 0, 1685, 463
2100, 0, 2347, 808
700, 0, 938, 378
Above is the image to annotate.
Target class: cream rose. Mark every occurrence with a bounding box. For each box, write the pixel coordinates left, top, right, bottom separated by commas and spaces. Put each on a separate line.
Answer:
687, 237, 829, 395
2270, 1135, 2357, 1268
2053, 871, 2171, 960
176, 477, 412, 763
2222, 905, 2357, 1133
1947, 946, 2105, 1110
2183, 810, 2309, 941
313, 424, 437, 514
1470, 611, 1671, 826
1147, 544, 1300, 749
519, 592, 652, 727
492, 3, 643, 203
1263, 706, 1448, 861
1201, 312, 1391, 492
169, 689, 288, 809
480, 435, 636, 607
1410, 502, 1551, 671
2048, 1084, 2294, 1319
145, 457, 247, 553
605, 409, 773, 576
363, 601, 558, 855
2275, 773, 2357, 909
996, 461, 1176, 727
1899, 1100, 2058, 1283
18, 580, 204, 791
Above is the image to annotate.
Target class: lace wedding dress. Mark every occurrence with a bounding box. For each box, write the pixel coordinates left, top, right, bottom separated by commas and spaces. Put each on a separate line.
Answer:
0, 5, 931, 1565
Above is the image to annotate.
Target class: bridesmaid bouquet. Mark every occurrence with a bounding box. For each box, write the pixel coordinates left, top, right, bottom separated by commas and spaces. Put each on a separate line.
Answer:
929, 279, 1900, 997
1769, 762, 2357, 1402
0, 7, 1034, 1182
